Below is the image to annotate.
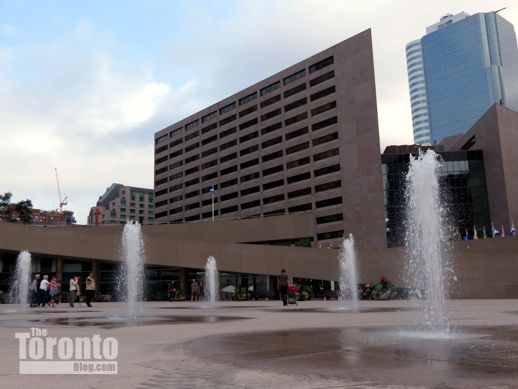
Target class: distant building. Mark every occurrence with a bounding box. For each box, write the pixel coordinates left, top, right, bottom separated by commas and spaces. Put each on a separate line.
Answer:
406, 11, 518, 144
32, 209, 76, 226
88, 184, 154, 225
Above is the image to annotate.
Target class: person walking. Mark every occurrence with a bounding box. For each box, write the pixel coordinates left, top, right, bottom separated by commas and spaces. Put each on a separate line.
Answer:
39, 275, 50, 307
190, 279, 199, 302
278, 268, 289, 306
69, 276, 79, 307
30, 274, 40, 308
48, 277, 60, 308
85, 272, 95, 308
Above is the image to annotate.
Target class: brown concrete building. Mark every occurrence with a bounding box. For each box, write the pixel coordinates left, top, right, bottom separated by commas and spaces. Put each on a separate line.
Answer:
154, 29, 386, 250
32, 209, 75, 226
88, 183, 154, 225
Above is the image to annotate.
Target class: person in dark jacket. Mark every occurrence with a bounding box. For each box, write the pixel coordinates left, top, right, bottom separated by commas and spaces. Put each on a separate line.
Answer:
278, 268, 289, 306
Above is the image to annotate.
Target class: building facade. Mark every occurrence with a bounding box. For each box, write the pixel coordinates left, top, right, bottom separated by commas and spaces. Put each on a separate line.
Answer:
88, 183, 154, 225
32, 209, 76, 226
407, 11, 518, 144
154, 30, 387, 250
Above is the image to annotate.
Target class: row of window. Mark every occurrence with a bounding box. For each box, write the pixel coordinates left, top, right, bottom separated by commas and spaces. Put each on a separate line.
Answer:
155, 56, 335, 146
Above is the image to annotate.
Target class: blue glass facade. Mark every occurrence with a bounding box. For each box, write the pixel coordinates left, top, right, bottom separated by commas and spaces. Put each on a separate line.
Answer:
413, 12, 518, 143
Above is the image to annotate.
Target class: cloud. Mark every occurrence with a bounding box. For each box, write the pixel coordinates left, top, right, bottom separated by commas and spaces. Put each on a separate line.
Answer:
0, 23, 23, 37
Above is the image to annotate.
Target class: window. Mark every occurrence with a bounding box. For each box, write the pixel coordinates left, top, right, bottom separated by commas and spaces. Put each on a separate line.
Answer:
170, 127, 182, 137
185, 154, 199, 164
263, 164, 283, 176
241, 172, 260, 182
285, 112, 308, 126
220, 139, 237, 151
309, 56, 334, 73
202, 134, 218, 146
287, 172, 310, 184
169, 183, 183, 192
262, 150, 283, 162
316, 196, 342, 208
185, 215, 200, 221
221, 192, 238, 201
239, 105, 258, 117
260, 94, 281, 108
155, 177, 168, 186
184, 142, 199, 152
310, 86, 336, 102
314, 164, 340, 177
221, 205, 238, 214
309, 70, 335, 87
221, 165, 237, 176
202, 172, 218, 182
286, 156, 310, 169
240, 131, 258, 143
261, 122, 282, 135
260, 81, 280, 96
201, 147, 217, 158
202, 159, 217, 169
185, 166, 199, 175
261, 108, 282, 121
156, 145, 168, 154
284, 97, 307, 112
186, 190, 199, 199
312, 116, 337, 131
220, 126, 237, 139
317, 230, 344, 240
170, 138, 183, 147
156, 188, 167, 196
201, 123, 217, 135
186, 120, 199, 131
286, 141, 309, 155
220, 178, 238, 188
239, 92, 257, 106
239, 118, 258, 131
220, 152, 237, 163
201, 111, 217, 123
240, 144, 259, 156
170, 194, 183, 204
263, 194, 284, 204
283, 69, 305, 85
240, 158, 259, 169
156, 134, 168, 145
156, 155, 168, 164
288, 187, 311, 199
285, 126, 308, 141
241, 186, 260, 196
219, 114, 236, 126
313, 148, 339, 162
263, 179, 284, 190
311, 101, 336, 116
284, 83, 306, 98
219, 102, 236, 115
288, 203, 312, 212
185, 177, 200, 187
262, 136, 282, 149
241, 199, 260, 209
316, 213, 343, 225
313, 132, 338, 147
185, 202, 200, 210
169, 171, 183, 180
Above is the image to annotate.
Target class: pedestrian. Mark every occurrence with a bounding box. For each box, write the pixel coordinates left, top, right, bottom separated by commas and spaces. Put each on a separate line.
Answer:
48, 277, 60, 308
69, 276, 79, 307
199, 281, 205, 301
30, 274, 40, 308
39, 275, 50, 307
278, 268, 289, 306
85, 272, 95, 308
168, 280, 176, 302
190, 279, 199, 302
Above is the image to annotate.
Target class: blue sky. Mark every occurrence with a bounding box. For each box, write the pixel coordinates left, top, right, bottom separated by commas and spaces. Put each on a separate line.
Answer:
1, 0, 516, 224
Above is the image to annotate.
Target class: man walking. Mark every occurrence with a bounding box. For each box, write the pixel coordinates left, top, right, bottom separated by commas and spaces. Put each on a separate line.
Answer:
85, 272, 95, 308
69, 275, 79, 307
278, 268, 289, 306
30, 274, 40, 307
39, 275, 49, 307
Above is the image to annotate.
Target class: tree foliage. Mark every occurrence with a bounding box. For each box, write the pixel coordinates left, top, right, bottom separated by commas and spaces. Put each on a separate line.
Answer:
15, 199, 34, 224
0, 192, 12, 220
0, 193, 34, 224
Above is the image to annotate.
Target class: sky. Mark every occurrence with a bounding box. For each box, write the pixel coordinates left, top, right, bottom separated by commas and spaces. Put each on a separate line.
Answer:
0, 0, 515, 224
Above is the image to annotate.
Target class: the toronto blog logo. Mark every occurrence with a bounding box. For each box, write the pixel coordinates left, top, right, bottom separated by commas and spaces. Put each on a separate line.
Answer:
15, 328, 118, 374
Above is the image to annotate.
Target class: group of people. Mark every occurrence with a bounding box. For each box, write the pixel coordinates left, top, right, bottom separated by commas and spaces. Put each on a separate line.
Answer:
190, 279, 206, 301
28, 272, 96, 308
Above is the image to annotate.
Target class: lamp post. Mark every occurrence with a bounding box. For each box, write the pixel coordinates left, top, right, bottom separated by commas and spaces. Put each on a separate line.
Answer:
209, 185, 216, 222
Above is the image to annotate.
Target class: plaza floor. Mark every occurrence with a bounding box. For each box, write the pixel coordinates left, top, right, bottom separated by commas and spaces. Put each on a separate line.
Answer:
0, 299, 517, 388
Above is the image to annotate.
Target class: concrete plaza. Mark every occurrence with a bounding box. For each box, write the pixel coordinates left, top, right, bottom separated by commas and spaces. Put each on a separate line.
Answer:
0, 300, 517, 388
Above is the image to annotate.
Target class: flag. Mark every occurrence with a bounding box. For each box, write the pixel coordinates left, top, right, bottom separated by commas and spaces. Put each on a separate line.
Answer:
482, 226, 487, 239
473, 226, 478, 240
463, 228, 470, 241
492, 223, 500, 237
510, 221, 516, 237
501, 224, 506, 238
209, 185, 216, 194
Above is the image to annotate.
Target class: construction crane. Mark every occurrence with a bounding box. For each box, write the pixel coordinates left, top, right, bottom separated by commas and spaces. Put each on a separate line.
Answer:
54, 168, 68, 212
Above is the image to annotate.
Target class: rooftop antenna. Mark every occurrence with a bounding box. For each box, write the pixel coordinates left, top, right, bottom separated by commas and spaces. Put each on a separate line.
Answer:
494, 7, 507, 13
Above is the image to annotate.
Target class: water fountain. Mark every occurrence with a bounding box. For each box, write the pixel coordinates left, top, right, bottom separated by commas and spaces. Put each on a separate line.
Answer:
337, 234, 359, 311
117, 221, 145, 318
404, 149, 455, 334
8, 250, 32, 311
204, 256, 219, 307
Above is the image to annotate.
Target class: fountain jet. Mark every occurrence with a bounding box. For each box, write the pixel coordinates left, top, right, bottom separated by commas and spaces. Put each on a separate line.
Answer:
9, 250, 32, 311
204, 256, 219, 307
338, 234, 359, 311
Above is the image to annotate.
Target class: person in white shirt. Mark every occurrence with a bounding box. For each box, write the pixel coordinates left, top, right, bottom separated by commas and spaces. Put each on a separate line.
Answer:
69, 276, 79, 307
39, 275, 49, 307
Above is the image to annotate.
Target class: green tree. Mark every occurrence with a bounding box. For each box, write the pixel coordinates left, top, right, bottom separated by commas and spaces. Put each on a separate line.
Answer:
294, 238, 312, 248
15, 199, 33, 224
0, 192, 12, 221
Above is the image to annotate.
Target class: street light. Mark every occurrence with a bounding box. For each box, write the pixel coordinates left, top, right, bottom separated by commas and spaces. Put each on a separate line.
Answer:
209, 185, 216, 222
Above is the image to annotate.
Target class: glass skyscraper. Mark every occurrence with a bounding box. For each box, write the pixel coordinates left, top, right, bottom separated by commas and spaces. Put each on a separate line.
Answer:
406, 11, 518, 144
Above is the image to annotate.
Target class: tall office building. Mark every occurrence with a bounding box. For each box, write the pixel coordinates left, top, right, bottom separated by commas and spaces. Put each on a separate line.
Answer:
406, 11, 518, 144
154, 30, 387, 250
